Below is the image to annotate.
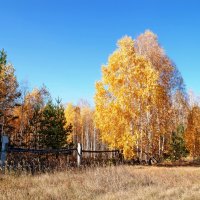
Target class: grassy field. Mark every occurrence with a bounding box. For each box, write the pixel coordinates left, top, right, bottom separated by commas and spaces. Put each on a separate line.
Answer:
1, 165, 200, 200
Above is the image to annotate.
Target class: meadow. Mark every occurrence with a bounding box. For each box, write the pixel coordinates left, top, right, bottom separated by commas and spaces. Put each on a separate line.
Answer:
1, 165, 200, 200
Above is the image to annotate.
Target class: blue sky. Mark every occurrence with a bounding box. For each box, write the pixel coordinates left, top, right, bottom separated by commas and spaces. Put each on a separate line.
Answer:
0, 0, 200, 105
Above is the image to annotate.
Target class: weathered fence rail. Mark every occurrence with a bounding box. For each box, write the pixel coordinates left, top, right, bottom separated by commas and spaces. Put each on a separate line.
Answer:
1, 136, 121, 172
78, 144, 120, 167
7, 147, 76, 154
82, 150, 119, 153
0, 136, 159, 174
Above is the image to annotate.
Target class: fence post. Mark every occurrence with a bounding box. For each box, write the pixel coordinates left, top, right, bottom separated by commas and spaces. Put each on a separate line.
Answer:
77, 143, 82, 167
0, 135, 9, 171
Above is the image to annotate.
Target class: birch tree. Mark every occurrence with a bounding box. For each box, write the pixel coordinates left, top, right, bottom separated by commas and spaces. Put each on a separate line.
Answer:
95, 36, 158, 159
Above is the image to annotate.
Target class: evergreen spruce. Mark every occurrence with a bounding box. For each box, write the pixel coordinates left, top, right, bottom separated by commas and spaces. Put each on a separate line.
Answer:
169, 124, 188, 161
39, 99, 72, 149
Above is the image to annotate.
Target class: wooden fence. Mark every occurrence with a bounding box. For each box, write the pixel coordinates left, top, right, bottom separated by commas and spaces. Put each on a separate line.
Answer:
0, 136, 120, 172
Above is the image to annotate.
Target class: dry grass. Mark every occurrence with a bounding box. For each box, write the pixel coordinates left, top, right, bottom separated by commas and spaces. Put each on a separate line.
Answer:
1, 165, 200, 200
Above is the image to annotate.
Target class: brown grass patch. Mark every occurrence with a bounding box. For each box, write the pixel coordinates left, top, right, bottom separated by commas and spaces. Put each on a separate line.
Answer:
1, 166, 200, 200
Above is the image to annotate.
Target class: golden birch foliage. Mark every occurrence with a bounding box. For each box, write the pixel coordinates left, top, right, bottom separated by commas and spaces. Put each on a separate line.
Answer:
79, 102, 94, 149
65, 103, 83, 144
65, 101, 96, 147
172, 91, 189, 128
11, 87, 50, 147
185, 106, 200, 157
65, 103, 76, 143
135, 30, 173, 89
95, 36, 159, 159
135, 30, 185, 156
65, 103, 75, 125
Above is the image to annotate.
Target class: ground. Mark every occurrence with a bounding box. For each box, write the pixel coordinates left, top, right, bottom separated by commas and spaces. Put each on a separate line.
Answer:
1, 165, 200, 200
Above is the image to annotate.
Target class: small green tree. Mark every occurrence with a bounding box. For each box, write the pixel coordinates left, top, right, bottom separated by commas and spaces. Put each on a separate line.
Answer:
39, 99, 72, 149
169, 124, 188, 161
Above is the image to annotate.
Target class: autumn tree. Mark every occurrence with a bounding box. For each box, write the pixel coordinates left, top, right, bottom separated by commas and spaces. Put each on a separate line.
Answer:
78, 100, 94, 151
185, 105, 200, 158
65, 103, 81, 144
65, 100, 101, 154
135, 30, 186, 159
95, 36, 159, 159
11, 86, 50, 148
0, 49, 21, 137
172, 90, 189, 131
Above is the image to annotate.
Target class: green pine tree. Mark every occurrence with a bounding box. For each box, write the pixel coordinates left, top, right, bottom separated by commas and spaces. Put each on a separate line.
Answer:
39, 99, 72, 149
169, 124, 188, 161
0, 49, 7, 70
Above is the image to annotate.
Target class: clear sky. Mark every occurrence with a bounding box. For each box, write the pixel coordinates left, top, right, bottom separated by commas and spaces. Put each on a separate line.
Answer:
0, 0, 200, 105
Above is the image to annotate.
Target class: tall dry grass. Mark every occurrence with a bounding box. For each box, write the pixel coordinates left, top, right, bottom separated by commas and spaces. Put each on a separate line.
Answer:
0, 165, 200, 200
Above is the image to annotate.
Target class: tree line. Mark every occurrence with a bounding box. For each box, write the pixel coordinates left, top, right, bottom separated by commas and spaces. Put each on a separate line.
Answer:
1, 30, 200, 162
